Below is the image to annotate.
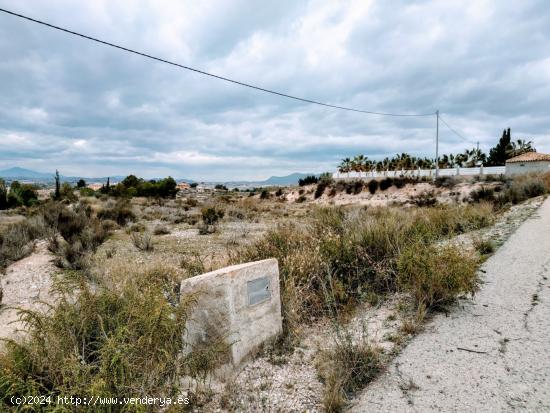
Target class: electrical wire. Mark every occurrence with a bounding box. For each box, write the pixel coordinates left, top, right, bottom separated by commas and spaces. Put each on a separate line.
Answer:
439, 114, 476, 145
0, 7, 436, 117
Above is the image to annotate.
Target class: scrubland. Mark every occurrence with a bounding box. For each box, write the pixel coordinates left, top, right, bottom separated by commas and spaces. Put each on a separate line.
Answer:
0, 173, 548, 412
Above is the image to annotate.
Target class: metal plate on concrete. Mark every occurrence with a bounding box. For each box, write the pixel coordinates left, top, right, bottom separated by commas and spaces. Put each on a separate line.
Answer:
247, 276, 271, 306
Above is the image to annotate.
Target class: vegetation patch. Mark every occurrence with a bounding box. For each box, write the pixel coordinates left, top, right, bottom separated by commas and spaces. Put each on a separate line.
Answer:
0, 263, 215, 412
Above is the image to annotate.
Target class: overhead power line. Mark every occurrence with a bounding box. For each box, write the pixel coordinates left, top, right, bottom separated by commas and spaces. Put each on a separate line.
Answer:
438, 114, 476, 145
0, 7, 436, 117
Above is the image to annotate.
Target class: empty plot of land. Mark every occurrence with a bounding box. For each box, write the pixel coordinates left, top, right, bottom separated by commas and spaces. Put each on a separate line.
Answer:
350, 198, 550, 412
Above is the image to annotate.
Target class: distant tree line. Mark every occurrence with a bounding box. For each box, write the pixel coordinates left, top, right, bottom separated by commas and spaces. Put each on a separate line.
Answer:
102, 175, 179, 198
338, 128, 535, 174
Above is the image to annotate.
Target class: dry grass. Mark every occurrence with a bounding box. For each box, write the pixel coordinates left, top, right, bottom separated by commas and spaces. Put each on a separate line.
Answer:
0, 215, 50, 272
0, 262, 227, 411
397, 243, 480, 311
231, 203, 493, 336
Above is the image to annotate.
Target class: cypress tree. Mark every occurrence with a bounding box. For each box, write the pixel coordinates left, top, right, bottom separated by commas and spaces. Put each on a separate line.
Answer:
487, 128, 512, 166
54, 170, 61, 200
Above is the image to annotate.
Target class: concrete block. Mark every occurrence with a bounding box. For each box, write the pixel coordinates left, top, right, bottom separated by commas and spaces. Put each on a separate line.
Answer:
180, 258, 282, 370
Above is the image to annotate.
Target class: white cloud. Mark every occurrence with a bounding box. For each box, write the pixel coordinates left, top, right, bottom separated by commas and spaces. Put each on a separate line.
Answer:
0, 0, 549, 180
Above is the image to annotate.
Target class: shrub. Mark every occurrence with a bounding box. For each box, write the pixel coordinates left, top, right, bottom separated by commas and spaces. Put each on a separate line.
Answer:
260, 189, 270, 199
153, 224, 170, 235
434, 176, 458, 188
97, 200, 135, 225
296, 195, 306, 203
470, 186, 495, 203
343, 180, 363, 195
367, 180, 379, 194
60, 182, 77, 202
0, 266, 203, 411
127, 222, 146, 233
275, 188, 283, 197
473, 238, 495, 255
132, 231, 154, 251
397, 243, 480, 311
317, 336, 382, 412
45, 203, 109, 270
379, 178, 394, 191
201, 207, 224, 225
232, 204, 493, 334
495, 174, 547, 207
80, 187, 96, 197
412, 191, 437, 207
298, 175, 319, 186
0, 216, 50, 272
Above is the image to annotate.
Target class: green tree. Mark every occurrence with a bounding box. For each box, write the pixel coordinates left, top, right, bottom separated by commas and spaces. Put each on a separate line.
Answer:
0, 179, 7, 210
54, 170, 61, 200
76, 179, 86, 188
487, 128, 511, 166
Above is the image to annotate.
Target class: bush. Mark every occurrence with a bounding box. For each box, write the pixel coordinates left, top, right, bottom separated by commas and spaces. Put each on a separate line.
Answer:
412, 191, 437, 207
435, 176, 458, 188
367, 180, 379, 195
132, 231, 154, 251
470, 186, 495, 203
0, 216, 50, 271
79, 187, 95, 197
495, 174, 547, 207
317, 335, 382, 413
201, 207, 224, 225
343, 180, 363, 195
298, 175, 319, 186
97, 200, 135, 225
397, 243, 480, 311
379, 178, 394, 191
0, 266, 204, 411
45, 203, 109, 270
231, 204, 493, 334
153, 224, 170, 235
260, 189, 270, 199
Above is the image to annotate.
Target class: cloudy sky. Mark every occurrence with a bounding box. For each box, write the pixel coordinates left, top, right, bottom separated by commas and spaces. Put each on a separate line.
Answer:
0, 1, 549, 180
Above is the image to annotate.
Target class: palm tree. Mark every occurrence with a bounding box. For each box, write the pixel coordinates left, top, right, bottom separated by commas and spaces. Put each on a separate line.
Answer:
507, 139, 534, 158
352, 155, 367, 177
338, 158, 352, 177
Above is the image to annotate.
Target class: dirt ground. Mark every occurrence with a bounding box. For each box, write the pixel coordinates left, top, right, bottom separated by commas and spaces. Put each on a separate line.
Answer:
0, 179, 538, 411
0, 240, 57, 343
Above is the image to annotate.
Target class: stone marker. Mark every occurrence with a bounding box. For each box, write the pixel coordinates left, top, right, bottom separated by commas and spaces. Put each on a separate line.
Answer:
180, 258, 282, 373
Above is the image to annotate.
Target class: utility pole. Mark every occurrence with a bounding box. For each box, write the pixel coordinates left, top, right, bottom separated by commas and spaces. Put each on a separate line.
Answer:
435, 110, 439, 178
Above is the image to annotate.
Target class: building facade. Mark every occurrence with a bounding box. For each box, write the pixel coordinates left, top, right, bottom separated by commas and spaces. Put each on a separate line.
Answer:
505, 152, 550, 176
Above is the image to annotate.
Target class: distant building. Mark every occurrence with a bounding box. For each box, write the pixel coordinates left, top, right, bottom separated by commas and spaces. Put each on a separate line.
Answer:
196, 184, 210, 193
176, 182, 191, 191
87, 183, 103, 191
505, 152, 550, 176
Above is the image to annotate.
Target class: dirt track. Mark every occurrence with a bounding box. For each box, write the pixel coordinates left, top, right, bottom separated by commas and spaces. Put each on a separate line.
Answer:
350, 198, 550, 412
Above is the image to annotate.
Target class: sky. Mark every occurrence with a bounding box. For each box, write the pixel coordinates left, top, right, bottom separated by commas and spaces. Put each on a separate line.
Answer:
0, 0, 549, 181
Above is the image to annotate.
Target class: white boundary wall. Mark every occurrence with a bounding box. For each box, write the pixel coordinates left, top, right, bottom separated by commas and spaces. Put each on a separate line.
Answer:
332, 166, 506, 180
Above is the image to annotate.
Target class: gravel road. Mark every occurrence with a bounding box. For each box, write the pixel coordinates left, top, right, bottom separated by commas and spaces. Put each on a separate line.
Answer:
350, 198, 550, 412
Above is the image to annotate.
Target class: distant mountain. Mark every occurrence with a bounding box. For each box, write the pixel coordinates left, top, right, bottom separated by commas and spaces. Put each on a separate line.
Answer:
221, 173, 314, 187
0, 167, 53, 179
258, 173, 313, 186
0, 166, 311, 187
